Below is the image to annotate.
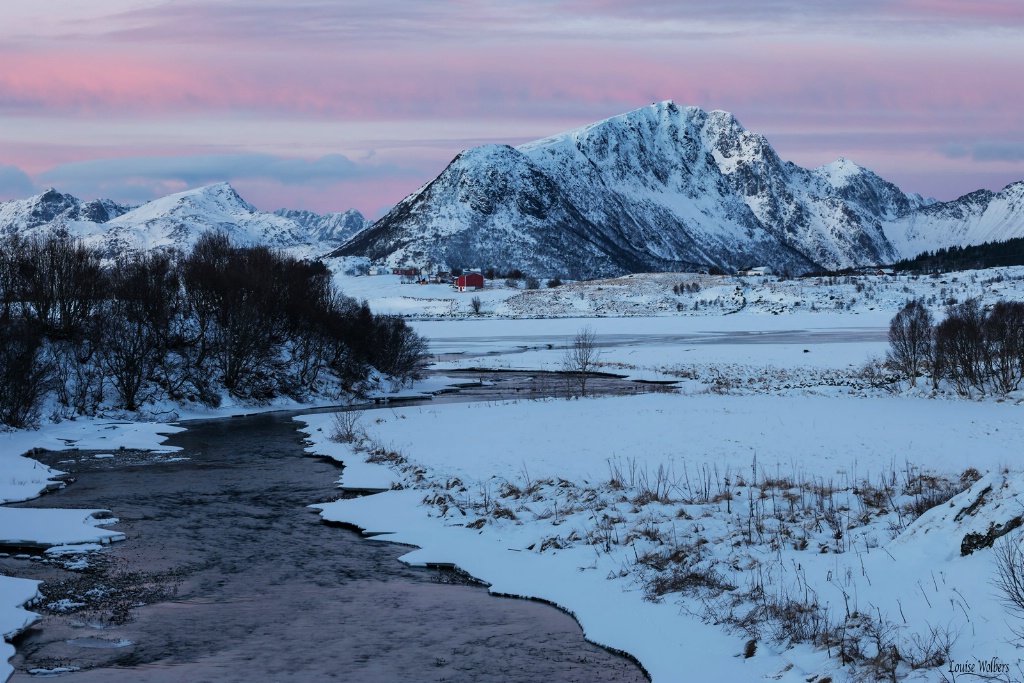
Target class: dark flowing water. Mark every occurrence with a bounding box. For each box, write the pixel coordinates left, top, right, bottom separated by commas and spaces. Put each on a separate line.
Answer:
2, 376, 649, 682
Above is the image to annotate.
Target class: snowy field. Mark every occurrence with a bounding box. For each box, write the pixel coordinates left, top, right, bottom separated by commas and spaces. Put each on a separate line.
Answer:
3, 265, 1024, 681
301, 393, 1024, 682
331, 264, 1024, 321
298, 268, 1024, 682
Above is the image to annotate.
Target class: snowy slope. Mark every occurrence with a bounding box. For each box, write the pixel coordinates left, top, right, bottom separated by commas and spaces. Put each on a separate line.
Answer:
884, 181, 1024, 256
0, 184, 363, 259
0, 188, 132, 235
335, 102, 949, 277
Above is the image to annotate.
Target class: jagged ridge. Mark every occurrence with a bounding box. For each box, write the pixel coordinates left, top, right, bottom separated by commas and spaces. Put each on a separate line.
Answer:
0, 183, 368, 259
335, 101, 1020, 278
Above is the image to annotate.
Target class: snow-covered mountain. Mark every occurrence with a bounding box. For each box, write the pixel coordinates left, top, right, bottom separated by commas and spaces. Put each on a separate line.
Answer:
334, 101, 1021, 277
0, 183, 365, 259
273, 207, 369, 245
5, 104, 1023, 277
336, 103, 822, 278
0, 188, 133, 235
883, 181, 1024, 257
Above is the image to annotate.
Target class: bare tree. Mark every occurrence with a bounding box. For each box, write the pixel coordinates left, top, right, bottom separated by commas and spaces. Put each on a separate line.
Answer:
934, 300, 987, 396
0, 318, 52, 427
993, 531, 1024, 637
886, 299, 933, 387
471, 296, 482, 314
983, 301, 1024, 394
563, 326, 601, 397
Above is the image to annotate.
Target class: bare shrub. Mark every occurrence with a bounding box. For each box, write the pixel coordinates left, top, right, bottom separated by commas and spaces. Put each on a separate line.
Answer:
639, 542, 734, 601
470, 296, 482, 314
563, 326, 601, 397
900, 472, 968, 522
329, 411, 363, 443
902, 623, 958, 669
993, 530, 1024, 632
760, 592, 836, 647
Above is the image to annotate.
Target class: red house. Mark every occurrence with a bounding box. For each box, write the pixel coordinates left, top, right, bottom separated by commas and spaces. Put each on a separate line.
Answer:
456, 273, 484, 292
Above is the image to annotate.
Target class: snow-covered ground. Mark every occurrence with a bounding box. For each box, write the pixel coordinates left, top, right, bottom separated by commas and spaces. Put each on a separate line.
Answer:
297, 268, 1024, 682
331, 265, 1024, 321
301, 392, 1024, 682
4, 265, 1024, 681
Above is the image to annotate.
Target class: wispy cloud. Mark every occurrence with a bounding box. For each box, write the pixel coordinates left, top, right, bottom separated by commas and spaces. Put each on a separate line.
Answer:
39, 153, 395, 187
1, 1, 1022, 209
0, 163, 38, 201
939, 141, 1024, 163
24, 153, 422, 212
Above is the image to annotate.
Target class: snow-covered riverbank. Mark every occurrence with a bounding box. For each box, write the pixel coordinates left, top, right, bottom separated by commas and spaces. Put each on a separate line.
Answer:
299, 309, 1024, 682
5, 265, 1024, 680
0, 420, 186, 681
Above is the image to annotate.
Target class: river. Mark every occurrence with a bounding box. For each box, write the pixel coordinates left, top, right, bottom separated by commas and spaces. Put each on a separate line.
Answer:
2, 372, 650, 682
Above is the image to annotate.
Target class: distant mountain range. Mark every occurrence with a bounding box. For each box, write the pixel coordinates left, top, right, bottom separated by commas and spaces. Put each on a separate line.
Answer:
333, 101, 1024, 278
3, 101, 1024, 277
0, 183, 369, 259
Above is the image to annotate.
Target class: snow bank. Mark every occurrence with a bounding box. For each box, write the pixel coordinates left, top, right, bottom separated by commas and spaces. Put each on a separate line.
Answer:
0, 508, 124, 548
0, 417, 183, 680
0, 576, 40, 682
299, 391, 1024, 682
0, 419, 183, 504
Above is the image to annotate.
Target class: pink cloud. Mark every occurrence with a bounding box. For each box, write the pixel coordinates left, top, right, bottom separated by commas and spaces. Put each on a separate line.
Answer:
2, 1, 1023, 211
3, 37, 1021, 130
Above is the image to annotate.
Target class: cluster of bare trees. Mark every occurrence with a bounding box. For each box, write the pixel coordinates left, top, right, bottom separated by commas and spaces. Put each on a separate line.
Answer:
0, 232, 427, 427
887, 298, 1024, 395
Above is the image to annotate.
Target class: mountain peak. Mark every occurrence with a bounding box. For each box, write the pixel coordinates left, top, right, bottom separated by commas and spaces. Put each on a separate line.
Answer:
815, 157, 870, 186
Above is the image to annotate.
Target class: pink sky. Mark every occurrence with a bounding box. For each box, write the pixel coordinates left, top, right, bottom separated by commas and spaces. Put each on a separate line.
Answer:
2, 1, 1024, 217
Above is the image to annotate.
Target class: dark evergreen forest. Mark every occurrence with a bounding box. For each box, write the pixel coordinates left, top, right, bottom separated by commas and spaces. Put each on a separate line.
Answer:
891, 237, 1024, 273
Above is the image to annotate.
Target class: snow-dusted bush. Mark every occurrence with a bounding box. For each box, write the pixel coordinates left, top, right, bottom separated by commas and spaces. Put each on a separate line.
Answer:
0, 317, 51, 428
0, 232, 429, 423
886, 299, 932, 387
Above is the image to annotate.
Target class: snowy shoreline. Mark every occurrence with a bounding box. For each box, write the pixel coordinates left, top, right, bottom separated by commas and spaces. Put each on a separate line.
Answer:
0, 376, 470, 680
5, 270, 1024, 680
297, 389, 1024, 682
295, 298, 1024, 682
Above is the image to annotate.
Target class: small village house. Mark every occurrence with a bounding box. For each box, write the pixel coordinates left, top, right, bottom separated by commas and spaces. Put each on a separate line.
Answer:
456, 273, 485, 292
